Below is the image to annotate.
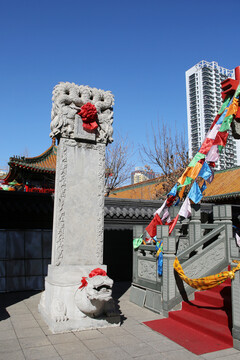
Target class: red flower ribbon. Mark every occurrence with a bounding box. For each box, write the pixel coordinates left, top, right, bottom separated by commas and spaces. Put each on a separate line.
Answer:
79, 277, 88, 289
78, 268, 107, 289
89, 268, 107, 278
78, 102, 98, 132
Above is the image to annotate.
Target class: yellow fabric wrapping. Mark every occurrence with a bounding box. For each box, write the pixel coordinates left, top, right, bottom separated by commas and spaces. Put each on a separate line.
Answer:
173, 257, 240, 291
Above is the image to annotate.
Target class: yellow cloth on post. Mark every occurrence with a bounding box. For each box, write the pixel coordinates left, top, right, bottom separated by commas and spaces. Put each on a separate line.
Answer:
173, 257, 240, 291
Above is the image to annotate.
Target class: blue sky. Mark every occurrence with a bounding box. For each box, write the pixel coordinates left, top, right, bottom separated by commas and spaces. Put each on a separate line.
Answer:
1, 0, 240, 173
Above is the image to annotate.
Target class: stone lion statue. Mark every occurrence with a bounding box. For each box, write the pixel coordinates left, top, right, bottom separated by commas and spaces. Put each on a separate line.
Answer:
74, 268, 116, 318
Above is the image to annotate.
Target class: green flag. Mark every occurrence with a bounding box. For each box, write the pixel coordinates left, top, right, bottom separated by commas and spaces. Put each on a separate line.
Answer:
188, 152, 206, 167
219, 114, 233, 132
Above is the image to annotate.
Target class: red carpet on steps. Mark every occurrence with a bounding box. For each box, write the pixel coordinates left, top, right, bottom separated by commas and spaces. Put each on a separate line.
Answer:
144, 279, 233, 355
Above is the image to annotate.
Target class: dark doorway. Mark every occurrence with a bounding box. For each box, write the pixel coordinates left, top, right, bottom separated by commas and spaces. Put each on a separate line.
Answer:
103, 229, 133, 281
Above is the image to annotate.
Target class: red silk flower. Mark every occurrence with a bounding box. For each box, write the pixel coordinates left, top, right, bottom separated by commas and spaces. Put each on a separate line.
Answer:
79, 276, 88, 289
78, 102, 98, 132
89, 268, 107, 278
78, 268, 107, 289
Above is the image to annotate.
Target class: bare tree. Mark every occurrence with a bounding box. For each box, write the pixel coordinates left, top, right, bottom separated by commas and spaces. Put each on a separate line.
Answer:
105, 135, 134, 196
140, 121, 189, 199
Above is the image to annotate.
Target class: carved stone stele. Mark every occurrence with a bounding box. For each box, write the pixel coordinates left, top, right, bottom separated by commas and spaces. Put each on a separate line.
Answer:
39, 83, 120, 333
50, 82, 114, 144
51, 138, 106, 267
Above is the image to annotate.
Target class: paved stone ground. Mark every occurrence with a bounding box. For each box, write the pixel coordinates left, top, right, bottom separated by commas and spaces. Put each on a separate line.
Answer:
0, 282, 239, 360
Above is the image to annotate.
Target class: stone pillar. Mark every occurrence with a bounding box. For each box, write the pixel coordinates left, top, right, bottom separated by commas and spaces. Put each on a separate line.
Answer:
161, 225, 177, 317
39, 82, 120, 332
213, 205, 222, 225
189, 204, 201, 246
214, 205, 232, 261
230, 237, 240, 350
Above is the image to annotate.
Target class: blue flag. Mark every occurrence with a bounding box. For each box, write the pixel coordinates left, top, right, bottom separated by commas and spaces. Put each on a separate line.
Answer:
198, 162, 212, 181
188, 181, 202, 204
200, 180, 207, 193
168, 183, 178, 196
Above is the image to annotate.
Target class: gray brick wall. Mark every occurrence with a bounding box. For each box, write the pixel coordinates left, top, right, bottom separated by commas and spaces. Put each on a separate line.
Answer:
0, 229, 52, 292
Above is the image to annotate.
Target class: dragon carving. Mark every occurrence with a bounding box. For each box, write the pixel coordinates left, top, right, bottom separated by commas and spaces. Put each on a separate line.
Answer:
50, 82, 114, 144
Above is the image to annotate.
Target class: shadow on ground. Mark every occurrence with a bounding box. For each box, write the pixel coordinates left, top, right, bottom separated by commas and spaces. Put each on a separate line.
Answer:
0, 290, 41, 321
111, 281, 131, 324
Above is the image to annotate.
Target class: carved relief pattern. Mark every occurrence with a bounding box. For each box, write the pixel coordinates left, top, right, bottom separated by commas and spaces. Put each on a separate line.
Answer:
96, 144, 106, 263
232, 271, 240, 327
183, 242, 225, 279
65, 139, 98, 151
50, 82, 114, 144
138, 260, 156, 281
51, 298, 68, 322
177, 238, 190, 253
55, 139, 68, 265
162, 260, 168, 301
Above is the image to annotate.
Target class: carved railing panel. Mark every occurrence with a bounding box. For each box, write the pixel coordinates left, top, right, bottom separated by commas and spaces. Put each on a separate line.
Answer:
132, 244, 162, 292
131, 205, 233, 316
162, 205, 232, 315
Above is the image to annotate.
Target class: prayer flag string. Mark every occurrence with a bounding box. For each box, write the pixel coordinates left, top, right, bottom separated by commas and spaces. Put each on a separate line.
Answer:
148, 83, 240, 234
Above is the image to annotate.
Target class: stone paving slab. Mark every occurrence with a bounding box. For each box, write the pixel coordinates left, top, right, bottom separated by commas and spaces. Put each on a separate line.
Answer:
92, 346, 132, 360
0, 283, 239, 360
200, 348, 240, 359
0, 349, 26, 360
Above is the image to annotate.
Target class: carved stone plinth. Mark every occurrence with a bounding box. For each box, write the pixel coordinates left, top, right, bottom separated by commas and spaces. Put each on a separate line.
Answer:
39, 265, 119, 333
39, 83, 120, 332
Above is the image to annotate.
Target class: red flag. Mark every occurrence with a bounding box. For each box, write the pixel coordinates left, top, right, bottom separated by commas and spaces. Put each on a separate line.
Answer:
167, 214, 179, 235
199, 138, 214, 155
146, 214, 163, 238
166, 195, 176, 207
213, 131, 228, 146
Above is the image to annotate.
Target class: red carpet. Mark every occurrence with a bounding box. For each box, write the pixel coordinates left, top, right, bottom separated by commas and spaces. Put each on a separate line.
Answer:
144, 280, 233, 355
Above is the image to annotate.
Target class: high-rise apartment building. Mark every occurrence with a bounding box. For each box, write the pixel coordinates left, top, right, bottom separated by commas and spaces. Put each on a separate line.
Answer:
186, 60, 240, 170
131, 167, 156, 184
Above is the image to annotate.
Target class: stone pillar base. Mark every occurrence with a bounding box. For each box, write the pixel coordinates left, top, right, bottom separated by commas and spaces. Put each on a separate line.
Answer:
38, 265, 121, 333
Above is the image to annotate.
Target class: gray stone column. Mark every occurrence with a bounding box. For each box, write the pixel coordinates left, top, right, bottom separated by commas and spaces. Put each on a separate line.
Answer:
230, 237, 240, 350
189, 204, 201, 246
161, 225, 177, 317
213, 205, 222, 225
214, 205, 232, 261
39, 83, 120, 332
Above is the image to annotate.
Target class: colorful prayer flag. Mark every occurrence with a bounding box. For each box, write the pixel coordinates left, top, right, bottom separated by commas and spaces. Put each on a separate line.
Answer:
188, 182, 202, 204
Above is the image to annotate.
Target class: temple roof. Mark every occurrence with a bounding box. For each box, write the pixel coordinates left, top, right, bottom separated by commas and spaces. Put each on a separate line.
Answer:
109, 166, 240, 202
109, 177, 164, 200
203, 166, 240, 202
4, 140, 57, 183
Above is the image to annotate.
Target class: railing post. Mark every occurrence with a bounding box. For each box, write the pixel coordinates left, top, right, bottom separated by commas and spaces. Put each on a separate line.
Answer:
213, 205, 232, 262
189, 204, 201, 246
230, 236, 240, 350
162, 225, 177, 317
220, 205, 233, 245
133, 224, 145, 239
216, 205, 232, 260
169, 206, 180, 237
213, 205, 222, 225
132, 225, 145, 284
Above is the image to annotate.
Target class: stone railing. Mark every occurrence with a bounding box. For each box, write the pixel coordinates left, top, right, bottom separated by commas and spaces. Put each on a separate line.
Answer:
130, 204, 234, 315
230, 229, 240, 350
